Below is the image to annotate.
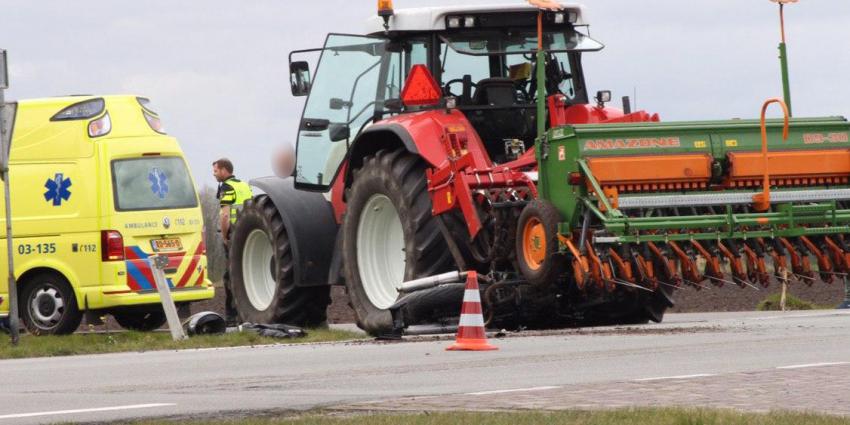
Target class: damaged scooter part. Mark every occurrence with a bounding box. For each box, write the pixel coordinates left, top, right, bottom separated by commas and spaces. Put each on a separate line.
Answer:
238, 323, 308, 339
383, 282, 466, 339
184, 311, 227, 336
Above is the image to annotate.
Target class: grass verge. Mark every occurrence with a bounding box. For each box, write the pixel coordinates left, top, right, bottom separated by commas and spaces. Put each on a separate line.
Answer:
756, 293, 833, 311
0, 328, 364, 360
120, 408, 850, 425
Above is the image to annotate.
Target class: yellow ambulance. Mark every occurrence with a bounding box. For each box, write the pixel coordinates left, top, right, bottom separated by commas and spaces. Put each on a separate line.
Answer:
0, 95, 213, 335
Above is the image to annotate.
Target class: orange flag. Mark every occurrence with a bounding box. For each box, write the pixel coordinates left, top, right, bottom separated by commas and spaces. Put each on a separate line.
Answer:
528, 0, 564, 11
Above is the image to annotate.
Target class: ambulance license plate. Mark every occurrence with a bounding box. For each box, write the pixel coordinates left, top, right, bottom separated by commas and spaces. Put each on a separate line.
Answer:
152, 238, 182, 252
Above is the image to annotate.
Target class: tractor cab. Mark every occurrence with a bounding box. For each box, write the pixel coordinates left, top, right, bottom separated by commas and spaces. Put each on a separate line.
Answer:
289, 3, 603, 189
433, 13, 602, 161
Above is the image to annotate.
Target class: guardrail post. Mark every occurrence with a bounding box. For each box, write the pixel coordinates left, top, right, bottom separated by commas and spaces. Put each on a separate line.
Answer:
149, 255, 187, 341
0, 48, 19, 345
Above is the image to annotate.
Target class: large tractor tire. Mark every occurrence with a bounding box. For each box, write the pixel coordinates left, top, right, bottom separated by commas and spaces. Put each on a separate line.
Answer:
19, 272, 82, 336
228, 195, 330, 327
342, 150, 453, 336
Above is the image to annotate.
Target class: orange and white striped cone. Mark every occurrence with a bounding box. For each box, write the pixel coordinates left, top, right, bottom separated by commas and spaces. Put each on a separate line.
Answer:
446, 271, 498, 351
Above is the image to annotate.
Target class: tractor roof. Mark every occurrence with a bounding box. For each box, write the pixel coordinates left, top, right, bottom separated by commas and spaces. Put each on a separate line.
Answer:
365, 3, 589, 35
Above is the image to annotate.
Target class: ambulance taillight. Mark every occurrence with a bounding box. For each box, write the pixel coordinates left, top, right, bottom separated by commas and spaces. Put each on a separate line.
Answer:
101, 230, 125, 261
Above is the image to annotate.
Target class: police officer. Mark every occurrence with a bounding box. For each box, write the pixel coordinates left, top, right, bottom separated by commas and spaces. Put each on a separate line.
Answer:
212, 158, 253, 324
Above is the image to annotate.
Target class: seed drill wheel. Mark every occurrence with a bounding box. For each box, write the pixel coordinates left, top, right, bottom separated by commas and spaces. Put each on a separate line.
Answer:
517, 200, 564, 286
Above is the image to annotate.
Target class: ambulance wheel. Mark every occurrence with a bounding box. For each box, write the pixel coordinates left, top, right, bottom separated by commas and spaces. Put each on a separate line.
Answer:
342, 149, 453, 336
112, 308, 167, 331
19, 272, 82, 336
517, 200, 564, 287
229, 195, 330, 327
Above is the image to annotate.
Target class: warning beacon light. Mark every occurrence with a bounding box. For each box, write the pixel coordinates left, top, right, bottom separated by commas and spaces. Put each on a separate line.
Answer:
378, 0, 394, 31
378, 0, 394, 17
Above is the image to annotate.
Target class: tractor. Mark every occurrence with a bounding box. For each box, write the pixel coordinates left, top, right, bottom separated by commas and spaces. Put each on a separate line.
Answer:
227, 1, 850, 336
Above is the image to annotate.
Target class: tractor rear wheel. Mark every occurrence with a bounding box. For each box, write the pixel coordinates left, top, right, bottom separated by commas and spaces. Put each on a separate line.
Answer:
342, 150, 453, 336
228, 195, 330, 327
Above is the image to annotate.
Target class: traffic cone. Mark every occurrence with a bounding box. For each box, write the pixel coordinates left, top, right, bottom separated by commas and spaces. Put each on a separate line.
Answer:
447, 271, 498, 351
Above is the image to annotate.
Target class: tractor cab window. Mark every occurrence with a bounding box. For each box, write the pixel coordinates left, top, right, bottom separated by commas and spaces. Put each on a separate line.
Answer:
436, 26, 601, 162
386, 40, 428, 99
440, 46, 492, 101
295, 34, 390, 190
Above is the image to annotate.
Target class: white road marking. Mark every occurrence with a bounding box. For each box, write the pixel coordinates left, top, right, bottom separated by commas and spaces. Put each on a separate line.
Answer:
634, 373, 716, 382
0, 403, 176, 420
466, 386, 561, 396
776, 362, 850, 370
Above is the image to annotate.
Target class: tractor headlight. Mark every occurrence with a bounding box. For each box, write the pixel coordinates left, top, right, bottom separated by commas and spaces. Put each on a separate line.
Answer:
553, 12, 565, 24
447, 16, 462, 28
464, 16, 476, 27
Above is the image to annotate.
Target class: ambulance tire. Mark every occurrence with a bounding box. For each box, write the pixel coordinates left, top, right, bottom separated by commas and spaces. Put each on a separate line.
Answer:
342, 149, 453, 336
113, 309, 167, 332
19, 272, 83, 336
228, 195, 330, 327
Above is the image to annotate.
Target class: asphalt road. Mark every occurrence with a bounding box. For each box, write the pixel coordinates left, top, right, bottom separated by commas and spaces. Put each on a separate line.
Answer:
2, 310, 849, 424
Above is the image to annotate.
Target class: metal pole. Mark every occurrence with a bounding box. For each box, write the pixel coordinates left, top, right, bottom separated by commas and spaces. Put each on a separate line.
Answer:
778, 4, 793, 117
149, 255, 187, 341
535, 11, 546, 141
0, 87, 19, 345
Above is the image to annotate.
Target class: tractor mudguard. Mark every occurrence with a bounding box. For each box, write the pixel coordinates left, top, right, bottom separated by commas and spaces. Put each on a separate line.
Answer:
344, 124, 419, 189
327, 231, 345, 286
346, 110, 486, 178
250, 176, 338, 287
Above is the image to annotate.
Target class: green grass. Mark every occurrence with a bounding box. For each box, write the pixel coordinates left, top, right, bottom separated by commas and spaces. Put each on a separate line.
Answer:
118, 408, 850, 425
756, 293, 832, 311
0, 328, 364, 360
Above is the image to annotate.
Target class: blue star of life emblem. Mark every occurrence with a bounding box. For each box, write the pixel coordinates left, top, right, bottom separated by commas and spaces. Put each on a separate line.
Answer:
44, 173, 72, 206
148, 167, 169, 199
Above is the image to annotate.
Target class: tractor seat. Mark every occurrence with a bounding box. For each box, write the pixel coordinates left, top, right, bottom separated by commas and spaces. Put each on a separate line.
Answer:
472, 78, 517, 107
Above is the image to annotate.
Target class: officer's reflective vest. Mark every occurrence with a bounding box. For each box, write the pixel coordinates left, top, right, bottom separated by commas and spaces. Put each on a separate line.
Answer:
220, 177, 253, 224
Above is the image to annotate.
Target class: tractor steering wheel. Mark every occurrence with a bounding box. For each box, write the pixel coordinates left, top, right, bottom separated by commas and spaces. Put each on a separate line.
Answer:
444, 78, 478, 100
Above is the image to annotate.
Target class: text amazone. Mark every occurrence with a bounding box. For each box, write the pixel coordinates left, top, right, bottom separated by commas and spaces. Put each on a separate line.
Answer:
584, 137, 681, 151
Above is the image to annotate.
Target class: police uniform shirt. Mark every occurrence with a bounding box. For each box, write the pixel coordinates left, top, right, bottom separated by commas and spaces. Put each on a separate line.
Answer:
217, 177, 238, 206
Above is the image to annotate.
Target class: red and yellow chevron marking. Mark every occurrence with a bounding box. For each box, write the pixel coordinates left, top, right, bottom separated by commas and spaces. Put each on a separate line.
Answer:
176, 243, 205, 288
124, 243, 205, 291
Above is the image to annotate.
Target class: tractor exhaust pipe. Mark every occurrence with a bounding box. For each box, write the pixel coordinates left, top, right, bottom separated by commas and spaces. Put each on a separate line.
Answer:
622, 96, 632, 114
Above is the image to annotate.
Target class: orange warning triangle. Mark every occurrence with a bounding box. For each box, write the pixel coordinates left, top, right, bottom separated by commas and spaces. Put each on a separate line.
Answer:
401, 65, 442, 107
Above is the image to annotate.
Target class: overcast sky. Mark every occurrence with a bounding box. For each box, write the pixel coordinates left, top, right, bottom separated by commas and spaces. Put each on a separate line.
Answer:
2, 0, 849, 189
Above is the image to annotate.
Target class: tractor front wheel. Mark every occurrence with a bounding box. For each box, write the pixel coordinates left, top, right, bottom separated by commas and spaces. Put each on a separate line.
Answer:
342, 150, 452, 336
228, 195, 330, 327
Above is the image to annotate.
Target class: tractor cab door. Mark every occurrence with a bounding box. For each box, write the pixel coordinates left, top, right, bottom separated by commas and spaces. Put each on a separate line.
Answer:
293, 34, 390, 191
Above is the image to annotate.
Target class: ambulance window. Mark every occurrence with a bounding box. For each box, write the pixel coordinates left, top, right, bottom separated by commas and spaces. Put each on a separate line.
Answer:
111, 157, 198, 211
